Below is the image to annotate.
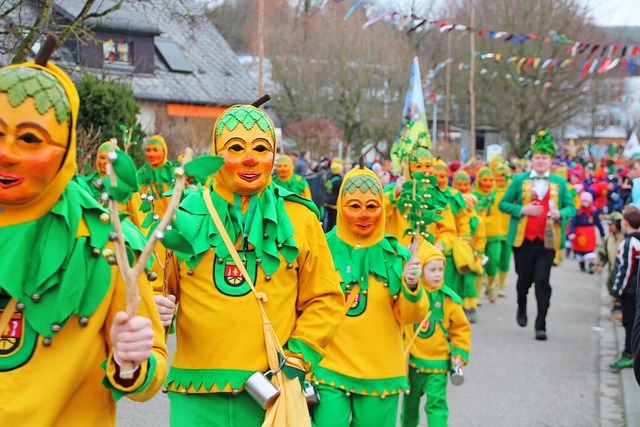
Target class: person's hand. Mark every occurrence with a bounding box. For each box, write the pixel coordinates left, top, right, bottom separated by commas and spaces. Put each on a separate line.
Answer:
403, 257, 422, 290
521, 202, 544, 217
595, 265, 603, 274
451, 356, 464, 369
109, 312, 154, 371
568, 233, 576, 241
395, 176, 407, 196
154, 295, 176, 328
549, 209, 561, 221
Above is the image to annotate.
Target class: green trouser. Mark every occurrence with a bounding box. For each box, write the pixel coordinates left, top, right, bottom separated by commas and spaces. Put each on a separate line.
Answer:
401, 368, 448, 427
499, 240, 512, 272
484, 240, 502, 278
312, 384, 399, 427
461, 271, 478, 300
444, 255, 464, 297
168, 391, 264, 427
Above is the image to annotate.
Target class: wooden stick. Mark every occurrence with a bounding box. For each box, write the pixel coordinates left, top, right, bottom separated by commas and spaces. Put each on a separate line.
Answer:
107, 141, 193, 378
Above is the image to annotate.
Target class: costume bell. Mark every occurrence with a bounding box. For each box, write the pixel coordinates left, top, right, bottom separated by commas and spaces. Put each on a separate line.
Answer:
0, 59, 167, 425
311, 165, 430, 427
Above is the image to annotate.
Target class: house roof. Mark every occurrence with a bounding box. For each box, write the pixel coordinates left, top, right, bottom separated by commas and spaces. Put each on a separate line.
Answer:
2, 0, 258, 106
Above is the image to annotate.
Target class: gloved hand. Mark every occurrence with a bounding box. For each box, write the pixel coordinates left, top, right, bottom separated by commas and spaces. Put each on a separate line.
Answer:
282, 356, 306, 387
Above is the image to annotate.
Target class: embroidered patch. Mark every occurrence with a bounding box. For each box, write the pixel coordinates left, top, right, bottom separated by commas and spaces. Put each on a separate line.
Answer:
0, 308, 37, 371
416, 318, 436, 339
345, 288, 367, 317
213, 251, 258, 297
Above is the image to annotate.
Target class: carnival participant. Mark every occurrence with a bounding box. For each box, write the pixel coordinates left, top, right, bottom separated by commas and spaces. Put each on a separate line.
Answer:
137, 134, 175, 216
0, 53, 167, 425
401, 246, 471, 427
494, 162, 512, 296
499, 129, 576, 341
472, 167, 503, 303
568, 192, 605, 273
311, 164, 429, 427
153, 103, 344, 426
452, 170, 486, 321
76, 141, 146, 228
272, 154, 312, 199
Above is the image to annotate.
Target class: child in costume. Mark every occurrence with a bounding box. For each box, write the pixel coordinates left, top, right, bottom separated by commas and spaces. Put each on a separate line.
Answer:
137, 134, 175, 216
153, 103, 344, 427
402, 246, 471, 427
596, 212, 625, 320
311, 165, 429, 427
472, 167, 503, 303
272, 154, 312, 199
568, 191, 605, 273
499, 129, 576, 341
494, 162, 512, 296
0, 54, 167, 425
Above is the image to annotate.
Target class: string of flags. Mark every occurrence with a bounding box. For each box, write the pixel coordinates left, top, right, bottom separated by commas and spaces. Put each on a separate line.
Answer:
340, 1, 640, 61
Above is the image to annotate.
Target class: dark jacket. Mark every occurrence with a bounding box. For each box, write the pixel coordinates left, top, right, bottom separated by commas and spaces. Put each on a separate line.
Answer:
612, 231, 640, 297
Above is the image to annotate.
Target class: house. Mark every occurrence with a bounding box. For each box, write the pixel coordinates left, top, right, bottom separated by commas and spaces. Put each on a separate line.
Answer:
1, 0, 261, 156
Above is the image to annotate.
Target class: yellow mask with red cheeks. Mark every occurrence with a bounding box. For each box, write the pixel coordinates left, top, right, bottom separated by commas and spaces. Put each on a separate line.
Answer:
211, 105, 275, 201
453, 170, 471, 194
337, 166, 385, 248
475, 167, 495, 193
432, 159, 449, 190
0, 62, 78, 226
406, 147, 433, 178
144, 135, 168, 168
275, 155, 294, 181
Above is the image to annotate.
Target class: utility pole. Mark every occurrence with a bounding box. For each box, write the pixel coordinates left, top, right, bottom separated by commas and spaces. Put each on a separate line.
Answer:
445, 31, 452, 143
257, 0, 265, 97
469, 0, 477, 157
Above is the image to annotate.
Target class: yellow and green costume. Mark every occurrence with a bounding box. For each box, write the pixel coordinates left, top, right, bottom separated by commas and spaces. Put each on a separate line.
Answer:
137, 134, 175, 216
402, 248, 471, 427
161, 105, 344, 426
493, 163, 512, 294
272, 155, 312, 199
311, 166, 429, 427
0, 61, 167, 426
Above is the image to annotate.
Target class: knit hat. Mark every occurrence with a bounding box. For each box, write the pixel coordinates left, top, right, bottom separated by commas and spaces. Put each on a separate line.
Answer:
530, 129, 556, 157
580, 191, 593, 204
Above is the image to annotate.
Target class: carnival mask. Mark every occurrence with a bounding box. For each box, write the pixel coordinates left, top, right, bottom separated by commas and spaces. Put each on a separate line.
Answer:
275, 155, 294, 181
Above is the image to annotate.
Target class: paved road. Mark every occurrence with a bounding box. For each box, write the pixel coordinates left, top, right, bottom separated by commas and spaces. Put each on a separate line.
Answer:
118, 257, 629, 426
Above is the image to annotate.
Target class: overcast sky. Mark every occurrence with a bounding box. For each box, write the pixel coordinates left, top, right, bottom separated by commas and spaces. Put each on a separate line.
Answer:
583, 0, 640, 26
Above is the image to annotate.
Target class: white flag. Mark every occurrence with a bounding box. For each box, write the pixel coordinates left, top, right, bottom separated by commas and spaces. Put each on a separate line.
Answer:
623, 131, 640, 158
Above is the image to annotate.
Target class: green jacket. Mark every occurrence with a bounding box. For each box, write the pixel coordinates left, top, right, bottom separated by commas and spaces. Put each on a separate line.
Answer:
498, 172, 576, 248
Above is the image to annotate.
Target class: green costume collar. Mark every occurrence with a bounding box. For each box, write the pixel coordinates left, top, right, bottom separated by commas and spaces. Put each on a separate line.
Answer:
174, 183, 318, 275
325, 229, 409, 295
0, 182, 146, 339
272, 175, 308, 196
137, 161, 175, 198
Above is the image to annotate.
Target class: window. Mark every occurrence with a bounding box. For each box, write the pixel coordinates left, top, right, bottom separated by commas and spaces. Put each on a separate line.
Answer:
155, 38, 194, 73
103, 39, 132, 64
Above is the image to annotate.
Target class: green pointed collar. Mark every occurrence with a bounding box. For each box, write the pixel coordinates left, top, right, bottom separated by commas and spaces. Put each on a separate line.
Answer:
137, 161, 175, 197
325, 229, 409, 295
0, 182, 146, 339
174, 183, 319, 275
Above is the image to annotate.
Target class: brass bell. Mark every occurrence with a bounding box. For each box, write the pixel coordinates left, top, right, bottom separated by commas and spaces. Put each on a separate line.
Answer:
147, 272, 158, 281
187, 270, 194, 276
277, 243, 283, 249
42, 337, 52, 347
232, 389, 239, 396
287, 263, 293, 269
265, 275, 272, 281
107, 256, 117, 265
380, 394, 386, 400
162, 387, 169, 394
92, 247, 101, 257
79, 317, 89, 327
16, 302, 25, 312
99, 213, 110, 224
263, 233, 269, 239
108, 232, 119, 242
31, 294, 41, 302
256, 258, 262, 264
180, 388, 187, 395
51, 323, 61, 333
217, 258, 224, 264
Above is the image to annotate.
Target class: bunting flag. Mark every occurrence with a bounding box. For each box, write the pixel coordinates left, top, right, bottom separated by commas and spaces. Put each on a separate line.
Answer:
390, 57, 432, 175
623, 131, 640, 158
346, 1, 640, 60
